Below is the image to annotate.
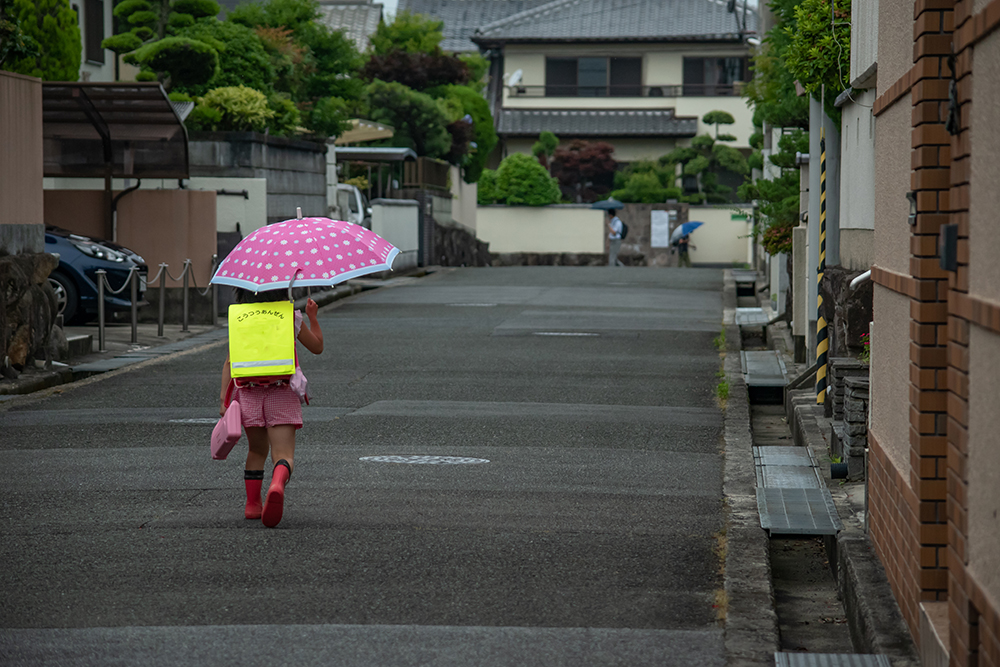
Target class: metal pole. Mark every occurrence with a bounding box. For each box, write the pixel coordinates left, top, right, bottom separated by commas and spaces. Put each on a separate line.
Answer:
158, 263, 167, 338
96, 270, 106, 352
130, 268, 138, 344
182, 259, 191, 332
211, 254, 218, 327
816, 126, 829, 405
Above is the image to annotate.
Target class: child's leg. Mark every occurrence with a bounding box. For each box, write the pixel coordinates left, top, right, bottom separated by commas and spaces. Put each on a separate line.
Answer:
245, 427, 270, 470
262, 425, 296, 528
244, 427, 269, 520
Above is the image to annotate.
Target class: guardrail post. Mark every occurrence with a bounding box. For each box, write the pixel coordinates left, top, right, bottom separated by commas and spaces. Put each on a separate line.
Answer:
158, 263, 168, 338
96, 269, 106, 352
130, 268, 138, 344
182, 259, 191, 332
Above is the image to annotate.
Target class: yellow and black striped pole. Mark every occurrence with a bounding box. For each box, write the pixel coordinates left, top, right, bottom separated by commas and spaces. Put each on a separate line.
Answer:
816, 127, 828, 404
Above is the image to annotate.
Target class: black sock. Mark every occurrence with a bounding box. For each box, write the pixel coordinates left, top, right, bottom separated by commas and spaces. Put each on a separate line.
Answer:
244, 469, 264, 480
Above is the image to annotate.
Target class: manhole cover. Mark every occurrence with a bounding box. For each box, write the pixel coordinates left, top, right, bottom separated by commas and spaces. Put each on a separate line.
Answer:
169, 418, 219, 424
360, 455, 489, 465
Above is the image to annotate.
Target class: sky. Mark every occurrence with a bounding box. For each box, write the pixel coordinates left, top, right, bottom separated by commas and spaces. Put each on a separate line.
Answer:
380, 0, 398, 19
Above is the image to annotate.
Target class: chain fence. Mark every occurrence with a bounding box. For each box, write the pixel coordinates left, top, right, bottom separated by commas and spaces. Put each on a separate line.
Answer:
94, 255, 217, 352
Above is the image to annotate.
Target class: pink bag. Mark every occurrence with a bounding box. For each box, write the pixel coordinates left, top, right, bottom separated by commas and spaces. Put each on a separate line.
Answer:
290, 366, 309, 405
212, 381, 242, 460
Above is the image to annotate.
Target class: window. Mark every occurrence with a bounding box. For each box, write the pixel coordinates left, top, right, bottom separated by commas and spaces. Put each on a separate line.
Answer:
545, 57, 642, 97
84, 0, 105, 64
682, 57, 748, 96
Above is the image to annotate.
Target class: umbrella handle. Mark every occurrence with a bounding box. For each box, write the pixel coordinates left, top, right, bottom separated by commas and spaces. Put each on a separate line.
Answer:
287, 268, 303, 302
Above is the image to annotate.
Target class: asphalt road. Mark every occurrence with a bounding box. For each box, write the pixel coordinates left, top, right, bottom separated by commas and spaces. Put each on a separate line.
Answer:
1, 266, 727, 667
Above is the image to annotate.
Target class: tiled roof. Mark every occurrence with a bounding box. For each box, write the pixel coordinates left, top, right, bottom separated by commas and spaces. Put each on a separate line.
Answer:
496, 108, 698, 137
398, 0, 550, 52
474, 0, 757, 43
317, 2, 384, 52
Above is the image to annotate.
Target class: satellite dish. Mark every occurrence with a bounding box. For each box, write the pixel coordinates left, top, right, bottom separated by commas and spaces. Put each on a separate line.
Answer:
508, 69, 523, 86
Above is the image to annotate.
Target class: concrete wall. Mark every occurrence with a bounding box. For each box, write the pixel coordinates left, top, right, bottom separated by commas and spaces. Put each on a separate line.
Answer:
873, 102, 912, 275
0, 71, 44, 254
449, 165, 477, 233
967, 325, 1000, 611
870, 286, 912, 479
965, 29, 1000, 614
476, 205, 605, 254
876, 0, 913, 97
44, 189, 218, 286
686, 206, 753, 266
839, 87, 877, 273
371, 199, 419, 272
850, 0, 879, 85
44, 177, 268, 236
188, 132, 327, 224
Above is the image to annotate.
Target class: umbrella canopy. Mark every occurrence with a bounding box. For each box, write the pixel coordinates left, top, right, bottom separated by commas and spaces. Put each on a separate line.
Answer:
591, 198, 624, 210
670, 221, 704, 245
210, 217, 399, 292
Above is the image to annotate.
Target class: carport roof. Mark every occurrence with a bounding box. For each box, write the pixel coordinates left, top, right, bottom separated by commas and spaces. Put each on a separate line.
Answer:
42, 82, 189, 179
334, 146, 418, 162
496, 108, 699, 137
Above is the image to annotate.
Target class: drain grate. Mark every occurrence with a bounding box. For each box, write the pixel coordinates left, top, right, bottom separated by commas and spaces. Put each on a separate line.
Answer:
754, 446, 817, 467
757, 487, 843, 535
359, 456, 489, 465
756, 465, 822, 489
775, 653, 891, 667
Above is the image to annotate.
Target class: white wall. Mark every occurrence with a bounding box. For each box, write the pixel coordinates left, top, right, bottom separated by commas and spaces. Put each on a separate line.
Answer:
371, 199, 419, 271
476, 205, 605, 254
449, 165, 478, 233
686, 205, 753, 265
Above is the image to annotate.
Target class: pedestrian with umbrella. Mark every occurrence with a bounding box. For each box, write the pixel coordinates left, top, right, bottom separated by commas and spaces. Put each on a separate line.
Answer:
593, 199, 626, 266
670, 221, 703, 268
211, 213, 399, 527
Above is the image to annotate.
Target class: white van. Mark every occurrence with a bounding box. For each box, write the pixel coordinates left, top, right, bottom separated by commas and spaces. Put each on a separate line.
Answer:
335, 184, 372, 229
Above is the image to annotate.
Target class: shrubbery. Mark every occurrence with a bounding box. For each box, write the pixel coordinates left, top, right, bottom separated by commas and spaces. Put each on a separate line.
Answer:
480, 154, 561, 206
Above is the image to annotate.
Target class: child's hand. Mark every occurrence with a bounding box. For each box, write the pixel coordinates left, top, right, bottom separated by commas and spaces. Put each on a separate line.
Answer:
305, 298, 318, 319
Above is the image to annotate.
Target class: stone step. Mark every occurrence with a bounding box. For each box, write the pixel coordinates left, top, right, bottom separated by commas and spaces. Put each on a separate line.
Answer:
66, 333, 92, 359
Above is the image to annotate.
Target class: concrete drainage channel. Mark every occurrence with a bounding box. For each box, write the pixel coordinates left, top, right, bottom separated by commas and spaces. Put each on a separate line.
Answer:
737, 287, 874, 664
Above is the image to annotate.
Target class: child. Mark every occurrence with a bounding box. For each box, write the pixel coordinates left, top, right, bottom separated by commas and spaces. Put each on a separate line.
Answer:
220, 289, 324, 527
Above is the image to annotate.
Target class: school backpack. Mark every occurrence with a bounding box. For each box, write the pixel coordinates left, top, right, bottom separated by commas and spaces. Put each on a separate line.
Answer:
619, 220, 628, 240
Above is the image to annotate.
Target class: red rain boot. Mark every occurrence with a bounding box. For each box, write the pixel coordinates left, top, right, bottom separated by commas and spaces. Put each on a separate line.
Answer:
244, 470, 264, 520
261, 460, 291, 528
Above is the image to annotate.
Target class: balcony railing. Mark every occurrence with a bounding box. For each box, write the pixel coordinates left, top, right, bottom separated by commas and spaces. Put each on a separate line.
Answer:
507, 83, 745, 98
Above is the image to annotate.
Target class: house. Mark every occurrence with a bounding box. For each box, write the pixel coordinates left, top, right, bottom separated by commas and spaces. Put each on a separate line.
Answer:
397, 0, 552, 52
468, 0, 757, 165
316, 0, 384, 53
71, 0, 115, 82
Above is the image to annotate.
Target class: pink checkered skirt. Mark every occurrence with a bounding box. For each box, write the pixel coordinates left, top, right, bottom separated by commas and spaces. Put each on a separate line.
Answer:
235, 384, 303, 429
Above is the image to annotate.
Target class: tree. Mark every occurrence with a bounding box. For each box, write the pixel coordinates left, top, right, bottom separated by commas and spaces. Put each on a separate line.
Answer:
493, 153, 561, 206
3, 0, 79, 80
174, 20, 274, 96
477, 169, 498, 205
0, 0, 40, 69
104, 0, 221, 90
363, 79, 451, 158
369, 10, 442, 56
426, 84, 498, 183
784, 0, 851, 123
550, 140, 617, 203
361, 49, 470, 90
738, 128, 807, 254
703, 110, 737, 140
531, 131, 558, 172
610, 161, 682, 203
664, 112, 748, 204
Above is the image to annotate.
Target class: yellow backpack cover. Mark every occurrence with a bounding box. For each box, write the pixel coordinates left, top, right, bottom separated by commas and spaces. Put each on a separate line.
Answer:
228, 301, 295, 379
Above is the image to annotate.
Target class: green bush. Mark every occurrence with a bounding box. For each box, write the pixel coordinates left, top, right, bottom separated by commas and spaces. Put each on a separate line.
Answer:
610, 171, 667, 204
495, 153, 561, 206
477, 169, 497, 204
309, 96, 351, 140
198, 85, 275, 132
171, 0, 220, 18
175, 20, 274, 96
267, 93, 301, 136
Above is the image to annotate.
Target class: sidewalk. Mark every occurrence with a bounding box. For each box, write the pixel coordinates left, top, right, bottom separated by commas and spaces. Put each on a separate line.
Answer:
0, 279, 390, 399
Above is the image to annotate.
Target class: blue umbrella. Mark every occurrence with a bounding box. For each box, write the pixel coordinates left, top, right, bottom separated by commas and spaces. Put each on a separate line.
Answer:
670, 221, 704, 244
591, 198, 624, 210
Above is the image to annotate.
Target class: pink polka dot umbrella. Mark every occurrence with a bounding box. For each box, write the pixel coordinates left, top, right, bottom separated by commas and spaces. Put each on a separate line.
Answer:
210, 216, 399, 292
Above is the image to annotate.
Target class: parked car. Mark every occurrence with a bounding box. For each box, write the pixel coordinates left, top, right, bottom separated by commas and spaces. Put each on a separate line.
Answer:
44, 226, 148, 324
335, 183, 372, 228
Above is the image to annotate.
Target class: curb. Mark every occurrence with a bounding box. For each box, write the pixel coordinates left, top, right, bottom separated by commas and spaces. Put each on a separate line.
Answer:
722, 270, 780, 667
